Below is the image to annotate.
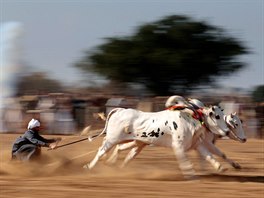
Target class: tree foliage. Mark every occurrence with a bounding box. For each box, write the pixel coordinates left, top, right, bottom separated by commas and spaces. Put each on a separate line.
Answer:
16, 72, 64, 95
75, 15, 248, 95
252, 85, 264, 102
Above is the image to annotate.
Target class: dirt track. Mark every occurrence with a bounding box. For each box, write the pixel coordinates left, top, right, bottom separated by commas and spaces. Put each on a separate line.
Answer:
0, 133, 263, 198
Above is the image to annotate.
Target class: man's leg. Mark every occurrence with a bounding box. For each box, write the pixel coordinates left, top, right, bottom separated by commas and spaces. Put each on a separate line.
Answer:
13, 145, 39, 161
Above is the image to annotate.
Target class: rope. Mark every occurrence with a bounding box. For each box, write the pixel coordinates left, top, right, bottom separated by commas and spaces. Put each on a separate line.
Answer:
47, 137, 88, 151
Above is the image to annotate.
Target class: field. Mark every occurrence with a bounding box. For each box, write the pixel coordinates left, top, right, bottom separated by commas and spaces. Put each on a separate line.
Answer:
0, 132, 263, 198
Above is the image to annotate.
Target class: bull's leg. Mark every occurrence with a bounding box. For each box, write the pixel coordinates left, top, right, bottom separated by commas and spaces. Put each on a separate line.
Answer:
172, 143, 196, 179
120, 141, 146, 168
196, 144, 227, 172
203, 140, 241, 169
223, 156, 241, 169
83, 139, 115, 170
197, 150, 208, 172
106, 141, 137, 165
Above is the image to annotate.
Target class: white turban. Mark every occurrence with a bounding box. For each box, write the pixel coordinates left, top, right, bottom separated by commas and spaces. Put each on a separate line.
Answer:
27, 118, 40, 129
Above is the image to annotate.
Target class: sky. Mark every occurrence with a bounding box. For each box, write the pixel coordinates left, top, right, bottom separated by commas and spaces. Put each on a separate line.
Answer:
1, 0, 263, 90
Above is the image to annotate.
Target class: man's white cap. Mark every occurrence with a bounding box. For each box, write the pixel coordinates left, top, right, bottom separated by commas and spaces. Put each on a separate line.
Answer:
27, 118, 40, 129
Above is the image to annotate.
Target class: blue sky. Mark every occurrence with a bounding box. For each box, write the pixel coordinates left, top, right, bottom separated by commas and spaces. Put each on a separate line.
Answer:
1, 0, 263, 89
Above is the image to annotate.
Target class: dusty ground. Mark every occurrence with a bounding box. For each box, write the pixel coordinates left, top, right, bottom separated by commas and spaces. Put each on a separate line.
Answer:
0, 132, 263, 198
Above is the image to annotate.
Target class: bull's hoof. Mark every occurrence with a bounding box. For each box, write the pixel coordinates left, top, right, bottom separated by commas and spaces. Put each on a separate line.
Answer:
232, 162, 241, 169
218, 166, 228, 173
83, 164, 90, 169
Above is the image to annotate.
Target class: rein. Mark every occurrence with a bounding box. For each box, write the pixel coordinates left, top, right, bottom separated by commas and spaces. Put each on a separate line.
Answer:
166, 105, 186, 111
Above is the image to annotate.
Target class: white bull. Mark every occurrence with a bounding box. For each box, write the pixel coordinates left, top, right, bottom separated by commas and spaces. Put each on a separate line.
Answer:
84, 105, 229, 178
164, 96, 247, 170
103, 112, 246, 175
102, 96, 246, 173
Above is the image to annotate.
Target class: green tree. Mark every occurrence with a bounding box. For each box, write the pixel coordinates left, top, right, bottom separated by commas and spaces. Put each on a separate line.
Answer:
252, 85, 264, 102
16, 72, 64, 95
75, 15, 248, 95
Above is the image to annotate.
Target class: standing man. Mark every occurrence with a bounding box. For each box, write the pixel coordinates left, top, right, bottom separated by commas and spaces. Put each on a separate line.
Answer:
11, 118, 61, 161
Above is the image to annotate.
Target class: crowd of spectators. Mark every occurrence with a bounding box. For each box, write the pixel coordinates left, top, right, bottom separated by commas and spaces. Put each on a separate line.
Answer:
0, 93, 263, 138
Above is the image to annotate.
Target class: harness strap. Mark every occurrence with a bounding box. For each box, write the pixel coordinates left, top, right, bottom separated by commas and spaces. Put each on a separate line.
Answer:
166, 105, 187, 111
192, 108, 204, 123
167, 105, 205, 127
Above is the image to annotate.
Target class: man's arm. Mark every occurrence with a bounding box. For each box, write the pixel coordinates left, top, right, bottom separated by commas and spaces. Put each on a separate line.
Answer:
24, 130, 53, 147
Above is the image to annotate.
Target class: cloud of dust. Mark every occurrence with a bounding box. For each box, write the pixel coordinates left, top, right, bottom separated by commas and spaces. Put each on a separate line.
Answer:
0, 149, 182, 181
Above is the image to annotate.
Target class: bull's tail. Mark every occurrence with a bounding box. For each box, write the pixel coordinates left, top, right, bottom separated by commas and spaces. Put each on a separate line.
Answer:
88, 108, 122, 142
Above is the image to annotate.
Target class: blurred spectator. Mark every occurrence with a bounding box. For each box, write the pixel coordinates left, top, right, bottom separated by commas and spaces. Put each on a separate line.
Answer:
54, 98, 76, 134
255, 102, 264, 138
2, 98, 23, 132
37, 96, 56, 133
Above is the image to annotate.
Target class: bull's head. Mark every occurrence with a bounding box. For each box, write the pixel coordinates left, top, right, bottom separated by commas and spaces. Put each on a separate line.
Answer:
202, 106, 229, 136
224, 113, 247, 143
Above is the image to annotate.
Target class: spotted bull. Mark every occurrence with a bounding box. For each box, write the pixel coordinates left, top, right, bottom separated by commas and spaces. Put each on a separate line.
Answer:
109, 112, 246, 173
84, 105, 229, 178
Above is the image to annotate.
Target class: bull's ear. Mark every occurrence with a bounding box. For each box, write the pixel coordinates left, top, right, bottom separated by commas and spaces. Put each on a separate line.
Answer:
231, 113, 234, 118
234, 112, 237, 115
